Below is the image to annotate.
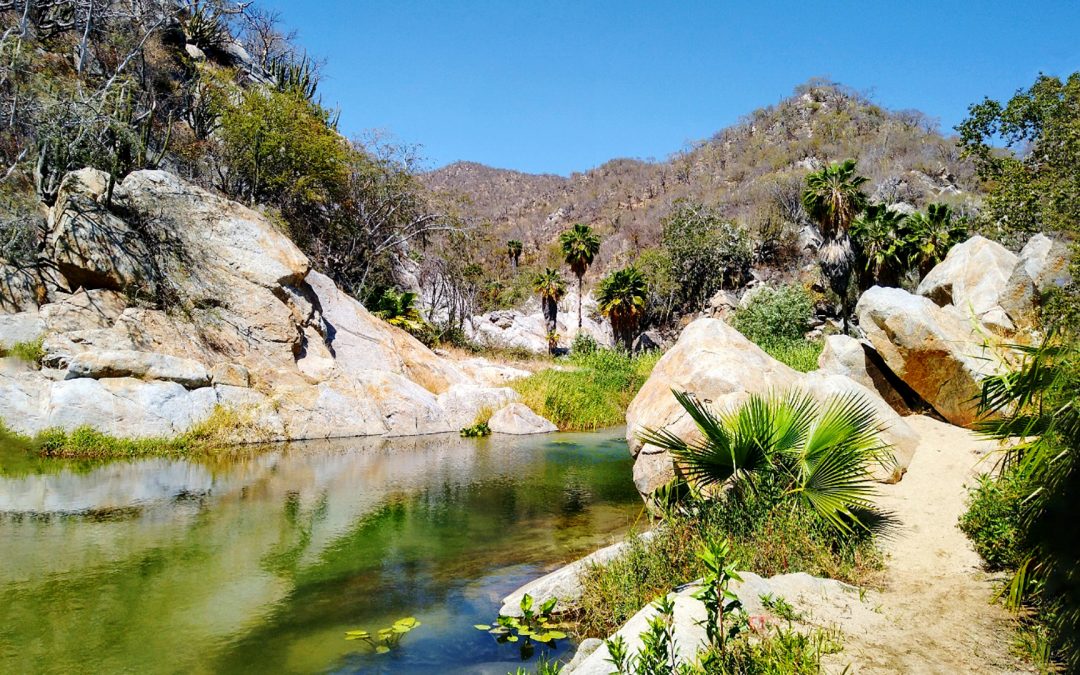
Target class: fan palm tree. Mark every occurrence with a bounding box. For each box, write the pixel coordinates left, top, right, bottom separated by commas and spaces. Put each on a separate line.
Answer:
638, 390, 895, 534
905, 203, 966, 277
559, 223, 601, 329
597, 266, 648, 351
802, 160, 869, 332
506, 239, 523, 269
851, 203, 910, 288
974, 336, 1080, 668
532, 268, 566, 353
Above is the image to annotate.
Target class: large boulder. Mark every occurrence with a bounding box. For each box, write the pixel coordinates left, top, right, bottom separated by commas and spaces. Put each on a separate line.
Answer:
465, 292, 614, 354
625, 318, 919, 496
915, 235, 1017, 333
65, 350, 211, 389
856, 286, 1009, 427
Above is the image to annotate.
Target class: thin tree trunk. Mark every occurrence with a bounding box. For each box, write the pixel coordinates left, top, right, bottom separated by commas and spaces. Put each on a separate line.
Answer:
577, 274, 583, 329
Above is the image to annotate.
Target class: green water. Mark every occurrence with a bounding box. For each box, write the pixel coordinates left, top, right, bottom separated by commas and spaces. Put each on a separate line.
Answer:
0, 430, 643, 674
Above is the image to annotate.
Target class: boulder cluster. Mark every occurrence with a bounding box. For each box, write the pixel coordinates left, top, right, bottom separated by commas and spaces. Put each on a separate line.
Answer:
0, 169, 543, 440
626, 232, 1071, 495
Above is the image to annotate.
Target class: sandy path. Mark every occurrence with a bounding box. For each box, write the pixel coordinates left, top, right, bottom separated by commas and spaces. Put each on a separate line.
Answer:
825, 415, 1030, 674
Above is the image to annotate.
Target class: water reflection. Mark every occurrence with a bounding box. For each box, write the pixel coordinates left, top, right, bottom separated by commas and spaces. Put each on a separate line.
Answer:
0, 430, 641, 674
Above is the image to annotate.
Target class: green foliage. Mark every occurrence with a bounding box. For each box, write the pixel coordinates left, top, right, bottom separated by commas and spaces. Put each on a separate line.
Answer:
852, 202, 967, 288
218, 87, 349, 209
512, 350, 660, 431
372, 289, 427, 335
576, 490, 882, 638
597, 266, 649, 350
957, 72, 1080, 241
694, 539, 744, 653
344, 616, 421, 655
571, 332, 600, 356
0, 338, 44, 365
801, 160, 869, 241
559, 223, 601, 279
904, 203, 967, 277
758, 340, 822, 374
507, 239, 524, 267
532, 268, 567, 301
661, 201, 752, 313
732, 285, 814, 344
639, 391, 894, 534
967, 333, 1080, 670
460, 422, 491, 438
959, 469, 1029, 571
476, 594, 567, 661
1, 406, 267, 459
698, 625, 840, 673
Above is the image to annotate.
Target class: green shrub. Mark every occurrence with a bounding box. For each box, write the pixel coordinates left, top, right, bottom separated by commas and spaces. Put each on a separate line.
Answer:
959, 468, 1030, 572
570, 332, 599, 356
576, 487, 882, 637
662, 200, 753, 312
511, 350, 660, 431
732, 285, 814, 344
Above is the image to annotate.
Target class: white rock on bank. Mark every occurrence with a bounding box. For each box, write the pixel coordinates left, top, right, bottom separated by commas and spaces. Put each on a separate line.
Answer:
488, 403, 558, 435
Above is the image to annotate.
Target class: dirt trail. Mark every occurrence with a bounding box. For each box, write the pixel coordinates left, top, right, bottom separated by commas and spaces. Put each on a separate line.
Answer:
824, 415, 1030, 674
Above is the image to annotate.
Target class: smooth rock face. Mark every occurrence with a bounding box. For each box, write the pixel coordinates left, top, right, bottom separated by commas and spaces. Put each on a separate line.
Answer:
66, 350, 211, 389
625, 318, 919, 495
856, 286, 1008, 427
818, 335, 911, 415
999, 233, 1072, 327
0, 312, 45, 349
0, 169, 522, 441
489, 402, 558, 434
916, 235, 1018, 332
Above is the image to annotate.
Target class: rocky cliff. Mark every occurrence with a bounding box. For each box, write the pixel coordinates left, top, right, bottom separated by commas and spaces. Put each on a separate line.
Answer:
0, 169, 527, 440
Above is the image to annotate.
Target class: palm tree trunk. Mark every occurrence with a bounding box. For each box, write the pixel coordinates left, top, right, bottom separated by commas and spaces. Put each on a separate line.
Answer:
577, 274, 583, 330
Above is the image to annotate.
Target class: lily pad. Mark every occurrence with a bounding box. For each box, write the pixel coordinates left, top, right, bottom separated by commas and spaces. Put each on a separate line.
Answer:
375, 645, 390, 654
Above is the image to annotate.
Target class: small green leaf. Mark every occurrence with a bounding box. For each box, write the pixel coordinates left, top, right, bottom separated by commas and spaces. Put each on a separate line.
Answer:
375, 645, 390, 654
546, 630, 567, 640
520, 594, 534, 612
540, 597, 558, 614
344, 630, 370, 638
506, 635, 519, 643
473, 624, 492, 631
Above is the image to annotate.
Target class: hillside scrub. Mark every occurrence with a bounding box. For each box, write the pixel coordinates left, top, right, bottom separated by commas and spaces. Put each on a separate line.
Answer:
511, 349, 660, 431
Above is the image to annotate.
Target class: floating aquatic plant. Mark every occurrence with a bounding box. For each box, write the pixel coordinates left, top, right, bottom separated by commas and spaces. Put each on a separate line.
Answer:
345, 617, 421, 653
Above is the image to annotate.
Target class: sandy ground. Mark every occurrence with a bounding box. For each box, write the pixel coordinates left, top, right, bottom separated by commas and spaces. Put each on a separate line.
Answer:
824, 415, 1032, 674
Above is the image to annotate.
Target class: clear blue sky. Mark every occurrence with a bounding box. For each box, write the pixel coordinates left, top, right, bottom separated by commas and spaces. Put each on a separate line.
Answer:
260, 0, 1079, 176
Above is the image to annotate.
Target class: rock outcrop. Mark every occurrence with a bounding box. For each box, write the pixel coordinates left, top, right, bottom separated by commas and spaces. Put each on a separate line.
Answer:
817, 334, 912, 414
625, 318, 919, 496
466, 291, 614, 353
0, 169, 533, 441
916, 233, 1071, 335
856, 286, 1009, 428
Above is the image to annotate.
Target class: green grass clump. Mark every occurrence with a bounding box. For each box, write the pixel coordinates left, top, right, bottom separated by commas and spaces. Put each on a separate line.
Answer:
576, 479, 882, 637
511, 349, 661, 431
0, 337, 44, 365
758, 338, 823, 373
699, 625, 841, 673
0, 406, 270, 460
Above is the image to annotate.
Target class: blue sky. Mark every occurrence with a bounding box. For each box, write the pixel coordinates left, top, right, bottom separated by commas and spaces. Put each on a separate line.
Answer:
260, 0, 1079, 176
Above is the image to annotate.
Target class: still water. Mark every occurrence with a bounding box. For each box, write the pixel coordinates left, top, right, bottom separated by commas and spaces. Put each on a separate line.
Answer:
0, 430, 643, 674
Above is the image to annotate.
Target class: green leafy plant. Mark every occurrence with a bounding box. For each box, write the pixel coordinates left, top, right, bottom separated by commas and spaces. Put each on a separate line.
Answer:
732, 285, 814, 345
606, 595, 682, 674
759, 593, 802, 623
460, 422, 491, 437
639, 390, 894, 534
597, 266, 649, 351
694, 539, 744, 653
533, 268, 567, 354
475, 593, 567, 660
661, 201, 752, 313
570, 332, 599, 356
344, 616, 421, 654
373, 289, 427, 334
904, 203, 967, 277
507, 239, 524, 268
